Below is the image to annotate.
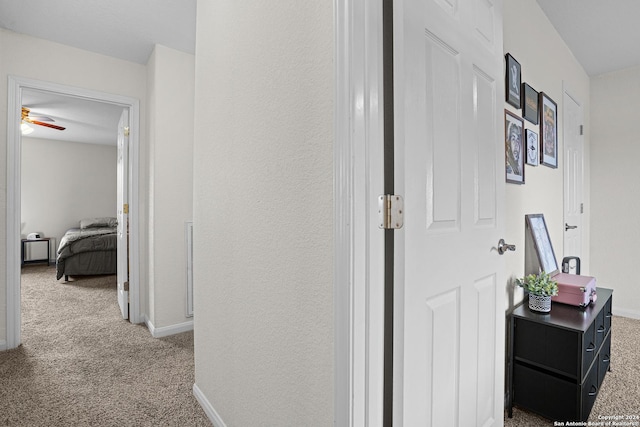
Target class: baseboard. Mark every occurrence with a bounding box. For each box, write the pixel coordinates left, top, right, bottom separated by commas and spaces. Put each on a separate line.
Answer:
613, 306, 640, 320
0, 339, 7, 351
144, 317, 194, 338
193, 383, 227, 427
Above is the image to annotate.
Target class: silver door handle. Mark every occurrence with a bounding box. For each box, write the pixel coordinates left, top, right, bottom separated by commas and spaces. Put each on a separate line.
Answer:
498, 239, 516, 255
565, 223, 578, 231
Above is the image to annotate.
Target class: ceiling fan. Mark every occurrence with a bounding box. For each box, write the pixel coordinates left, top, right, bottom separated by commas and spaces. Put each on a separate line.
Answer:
21, 107, 66, 131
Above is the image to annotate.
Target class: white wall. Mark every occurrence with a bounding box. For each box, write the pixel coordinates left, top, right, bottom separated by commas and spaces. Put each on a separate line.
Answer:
503, 0, 591, 308
192, 1, 334, 425
591, 67, 640, 319
146, 45, 195, 332
21, 137, 117, 261
0, 28, 147, 344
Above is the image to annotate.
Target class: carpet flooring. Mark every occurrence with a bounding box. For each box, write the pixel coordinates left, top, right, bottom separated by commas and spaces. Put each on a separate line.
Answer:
0, 265, 211, 426
505, 315, 640, 426
4, 266, 639, 426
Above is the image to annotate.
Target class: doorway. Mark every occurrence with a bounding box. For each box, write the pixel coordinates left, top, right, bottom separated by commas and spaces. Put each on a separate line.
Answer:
563, 87, 584, 266
6, 76, 141, 349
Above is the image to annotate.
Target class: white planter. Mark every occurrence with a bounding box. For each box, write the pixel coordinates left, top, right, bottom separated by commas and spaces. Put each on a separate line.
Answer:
529, 293, 552, 313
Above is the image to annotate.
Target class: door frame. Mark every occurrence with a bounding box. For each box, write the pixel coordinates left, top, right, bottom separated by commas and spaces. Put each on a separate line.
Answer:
5, 76, 142, 349
335, 0, 385, 425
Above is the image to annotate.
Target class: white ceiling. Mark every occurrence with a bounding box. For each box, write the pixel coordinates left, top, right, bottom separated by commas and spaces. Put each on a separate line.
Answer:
0, 0, 196, 145
535, 0, 640, 76
1, 1, 638, 144
21, 90, 125, 146
0, 0, 196, 64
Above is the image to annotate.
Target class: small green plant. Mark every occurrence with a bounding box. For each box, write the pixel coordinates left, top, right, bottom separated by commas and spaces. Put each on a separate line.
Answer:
515, 271, 558, 297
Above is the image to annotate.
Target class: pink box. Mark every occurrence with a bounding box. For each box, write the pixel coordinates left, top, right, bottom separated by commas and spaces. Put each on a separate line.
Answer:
551, 273, 597, 308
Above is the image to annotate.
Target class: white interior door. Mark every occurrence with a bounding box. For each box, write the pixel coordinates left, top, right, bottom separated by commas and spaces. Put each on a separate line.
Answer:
393, 0, 505, 425
117, 109, 129, 319
563, 90, 583, 267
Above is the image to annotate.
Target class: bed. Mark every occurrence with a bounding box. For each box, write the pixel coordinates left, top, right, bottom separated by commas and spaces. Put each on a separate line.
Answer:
56, 217, 118, 281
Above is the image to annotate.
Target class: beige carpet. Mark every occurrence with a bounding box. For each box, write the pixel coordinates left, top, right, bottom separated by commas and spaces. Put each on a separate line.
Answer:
0, 265, 211, 426
5, 266, 638, 426
506, 315, 640, 426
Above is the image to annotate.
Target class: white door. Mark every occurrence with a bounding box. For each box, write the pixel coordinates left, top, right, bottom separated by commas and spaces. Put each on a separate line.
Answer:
394, 0, 505, 425
117, 109, 129, 319
563, 90, 583, 268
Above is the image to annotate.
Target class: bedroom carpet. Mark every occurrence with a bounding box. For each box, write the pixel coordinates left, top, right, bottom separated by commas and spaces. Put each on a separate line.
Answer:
505, 314, 640, 426
0, 265, 211, 426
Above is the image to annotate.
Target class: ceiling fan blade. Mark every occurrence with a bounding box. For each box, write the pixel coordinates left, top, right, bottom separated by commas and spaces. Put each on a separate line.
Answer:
31, 120, 66, 131
22, 107, 55, 122
30, 115, 55, 122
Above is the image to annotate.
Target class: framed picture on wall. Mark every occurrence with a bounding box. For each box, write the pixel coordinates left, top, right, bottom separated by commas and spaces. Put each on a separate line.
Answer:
525, 129, 539, 166
505, 53, 521, 108
505, 110, 525, 184
539, 92, 558, 168
522, 83, 539, 124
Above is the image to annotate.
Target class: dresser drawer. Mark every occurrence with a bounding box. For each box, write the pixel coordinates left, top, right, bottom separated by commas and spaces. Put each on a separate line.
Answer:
514, 319, 580, 378
581, 362, 599, 419
595, 296, 612, 350
598, 334, 612, 387
604, 297, 613, 335
581, 321, 597, 380
513, 362, 579, 421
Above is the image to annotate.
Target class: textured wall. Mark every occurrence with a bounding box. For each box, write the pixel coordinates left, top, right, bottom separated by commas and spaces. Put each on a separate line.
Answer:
192, 1, 334, 425
146, 45, 195, 329
503, 0, 591, 308
591, 67, 640, 319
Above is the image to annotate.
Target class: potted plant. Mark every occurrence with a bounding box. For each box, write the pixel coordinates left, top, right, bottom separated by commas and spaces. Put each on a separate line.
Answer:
515, 271, 559, 313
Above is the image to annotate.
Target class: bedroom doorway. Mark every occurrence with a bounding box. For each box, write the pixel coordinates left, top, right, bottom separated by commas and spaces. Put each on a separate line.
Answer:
6, 76, 142, 349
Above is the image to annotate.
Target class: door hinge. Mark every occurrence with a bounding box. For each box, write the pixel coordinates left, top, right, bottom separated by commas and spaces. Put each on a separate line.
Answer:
123, 203, 129, 214
124, 126, 130, 137
579, 125, 584, 136
124, 281, 129, 292
580, 203, 584, 214
378, 195, 404, 229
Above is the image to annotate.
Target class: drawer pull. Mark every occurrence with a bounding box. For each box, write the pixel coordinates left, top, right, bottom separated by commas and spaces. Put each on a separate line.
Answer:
586, 343, 595, 352
603, 356, 610, 363
588, 385, 597, 397
597, 326, 605, 333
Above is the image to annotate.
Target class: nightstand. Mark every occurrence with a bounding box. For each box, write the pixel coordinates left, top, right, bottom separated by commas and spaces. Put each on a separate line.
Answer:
21, 238, 51, 266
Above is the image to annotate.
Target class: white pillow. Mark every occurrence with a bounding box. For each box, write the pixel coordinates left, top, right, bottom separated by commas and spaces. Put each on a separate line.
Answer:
80, 217, 118, 229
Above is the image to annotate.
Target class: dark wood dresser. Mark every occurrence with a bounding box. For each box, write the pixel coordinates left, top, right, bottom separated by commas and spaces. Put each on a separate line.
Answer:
508, 287, 613, 421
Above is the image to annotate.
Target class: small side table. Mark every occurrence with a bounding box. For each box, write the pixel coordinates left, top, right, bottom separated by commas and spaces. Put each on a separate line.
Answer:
21, 238, 51, 266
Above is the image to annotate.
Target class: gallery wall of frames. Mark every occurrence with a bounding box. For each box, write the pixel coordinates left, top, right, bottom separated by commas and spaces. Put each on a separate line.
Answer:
504, 52, 558, 185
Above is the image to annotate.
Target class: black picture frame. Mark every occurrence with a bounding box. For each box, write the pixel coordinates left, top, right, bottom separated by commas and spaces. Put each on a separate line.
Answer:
539, 92, 558, 168
505, 53, 521, 108
505, 110, 525, 184
522, 83, 539, 124
525, 129, 539, 166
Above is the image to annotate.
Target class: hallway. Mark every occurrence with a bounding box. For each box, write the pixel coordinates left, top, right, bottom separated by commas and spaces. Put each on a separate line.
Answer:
0, 266, 210, 426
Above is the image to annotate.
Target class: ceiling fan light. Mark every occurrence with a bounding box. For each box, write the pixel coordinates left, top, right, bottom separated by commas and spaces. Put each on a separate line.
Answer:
21, 122, 34, 135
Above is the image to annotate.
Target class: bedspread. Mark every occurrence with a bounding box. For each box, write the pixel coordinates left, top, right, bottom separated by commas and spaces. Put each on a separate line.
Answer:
56, 227, 117, 280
